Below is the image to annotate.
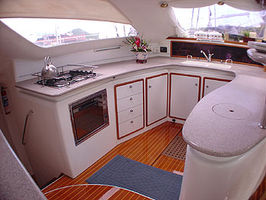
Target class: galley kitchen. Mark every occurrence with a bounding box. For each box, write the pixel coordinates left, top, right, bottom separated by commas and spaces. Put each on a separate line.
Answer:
0, 1, 265, 200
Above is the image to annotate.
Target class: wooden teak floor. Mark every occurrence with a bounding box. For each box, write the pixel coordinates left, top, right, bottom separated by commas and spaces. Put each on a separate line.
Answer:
42, 121, 265, 200
42, 121, 185, 200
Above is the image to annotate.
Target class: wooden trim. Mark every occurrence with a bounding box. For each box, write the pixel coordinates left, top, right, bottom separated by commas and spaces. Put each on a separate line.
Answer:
202, 77, 231, 98
170, 41, 173, 57
171, 39, 249, 48
169, 116, 186, 121
167, 37, 197, 40
146, 73, 168, 127
69, 89, 110, 146
114, 79, 145, 140
167, 37, 249, 47
169, 73, 201, 120
117, 126, 144, 140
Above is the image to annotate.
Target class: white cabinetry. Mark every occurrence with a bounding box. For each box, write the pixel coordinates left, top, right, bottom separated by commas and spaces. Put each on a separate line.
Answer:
114, 79, 144, 139
202, 77, 231, 97
169, 73, 201, 120
146, 73, 168, 126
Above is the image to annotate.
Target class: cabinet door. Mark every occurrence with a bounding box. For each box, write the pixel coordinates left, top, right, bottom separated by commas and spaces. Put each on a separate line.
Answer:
170, 73, 201, 120
146, 73, 168, 126
202, 77, 231, 97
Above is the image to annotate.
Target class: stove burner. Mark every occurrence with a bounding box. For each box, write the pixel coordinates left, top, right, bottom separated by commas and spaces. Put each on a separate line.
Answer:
36, 70, 96, 88
69, 70, 92, 76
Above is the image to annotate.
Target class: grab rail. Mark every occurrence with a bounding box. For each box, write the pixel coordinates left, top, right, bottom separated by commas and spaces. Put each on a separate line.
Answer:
22, 110, 34, 145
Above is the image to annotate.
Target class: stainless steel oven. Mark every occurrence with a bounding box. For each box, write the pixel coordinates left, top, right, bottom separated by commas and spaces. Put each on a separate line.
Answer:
69, 89, 109, 145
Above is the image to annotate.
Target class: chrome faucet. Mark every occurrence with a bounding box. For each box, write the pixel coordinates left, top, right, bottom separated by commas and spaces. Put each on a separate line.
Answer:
225, 59, 233, 64
258, 96, 266, 129
200, 50, 214, 62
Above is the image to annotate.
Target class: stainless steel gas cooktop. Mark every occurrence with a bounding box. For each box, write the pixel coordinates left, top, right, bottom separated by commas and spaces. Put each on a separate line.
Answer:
36, 70, 96, 88
33, 64, 98, 88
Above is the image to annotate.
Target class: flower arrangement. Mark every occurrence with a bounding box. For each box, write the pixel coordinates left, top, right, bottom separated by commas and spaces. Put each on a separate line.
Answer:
125, 36, 151, 52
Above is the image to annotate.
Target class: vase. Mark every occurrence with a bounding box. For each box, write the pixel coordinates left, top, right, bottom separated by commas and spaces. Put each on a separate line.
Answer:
136, 52, 148, 64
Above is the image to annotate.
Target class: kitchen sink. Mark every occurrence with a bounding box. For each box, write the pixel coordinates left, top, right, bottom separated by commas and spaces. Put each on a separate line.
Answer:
181, 60, 232, 70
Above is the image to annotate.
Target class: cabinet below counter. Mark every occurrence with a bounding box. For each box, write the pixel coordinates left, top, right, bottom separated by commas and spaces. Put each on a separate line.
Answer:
16, 57, 266, 168
114, 79, 145, 139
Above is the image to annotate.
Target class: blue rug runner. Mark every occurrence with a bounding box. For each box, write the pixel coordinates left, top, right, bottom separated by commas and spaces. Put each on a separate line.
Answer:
86, 155, 183, 200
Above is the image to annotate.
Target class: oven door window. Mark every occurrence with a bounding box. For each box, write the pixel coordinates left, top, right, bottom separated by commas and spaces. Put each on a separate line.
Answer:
69, 89, 109, 145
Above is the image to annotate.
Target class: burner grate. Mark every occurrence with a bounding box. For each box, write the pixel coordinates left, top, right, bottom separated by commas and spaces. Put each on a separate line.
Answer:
35, 70, 97, 88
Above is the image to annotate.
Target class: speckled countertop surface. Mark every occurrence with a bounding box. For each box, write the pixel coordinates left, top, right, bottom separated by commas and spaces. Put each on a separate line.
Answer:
0, 131, 46, 200
16, 57, 266, 97
16, 56, 266, 157
183, 74, 266, 157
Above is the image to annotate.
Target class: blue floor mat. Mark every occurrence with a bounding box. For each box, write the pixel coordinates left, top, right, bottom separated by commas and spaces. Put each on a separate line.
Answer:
86, 155, 183, 200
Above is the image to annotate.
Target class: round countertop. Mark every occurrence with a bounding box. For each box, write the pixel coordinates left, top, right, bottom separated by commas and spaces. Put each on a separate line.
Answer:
182, 74, 266, 157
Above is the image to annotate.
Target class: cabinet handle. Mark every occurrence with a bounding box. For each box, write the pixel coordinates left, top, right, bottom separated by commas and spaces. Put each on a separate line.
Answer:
130, 120, 134, 123
129, 85, 133, 89
195, 83, 198, 86
149, 85, 152, 88
130, 97, 133, 101
206, 85, 209, 88
130, 109, 133, 113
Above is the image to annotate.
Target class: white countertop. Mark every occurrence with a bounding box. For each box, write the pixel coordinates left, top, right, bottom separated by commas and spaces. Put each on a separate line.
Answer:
16, 56, 266, 157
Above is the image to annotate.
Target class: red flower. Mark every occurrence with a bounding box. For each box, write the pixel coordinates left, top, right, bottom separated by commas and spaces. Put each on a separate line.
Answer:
135, 37, 140, 47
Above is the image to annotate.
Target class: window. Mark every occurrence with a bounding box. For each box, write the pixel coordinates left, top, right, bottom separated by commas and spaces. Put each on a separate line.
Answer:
172, 5, 265, 40
0, 18, 137, 48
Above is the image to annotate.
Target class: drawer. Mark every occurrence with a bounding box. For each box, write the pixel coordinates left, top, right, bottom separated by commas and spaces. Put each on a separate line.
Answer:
116, 80, 143, 99
118, 115, 143, 138
118, 104, 143, 124
117, 93, 143, 112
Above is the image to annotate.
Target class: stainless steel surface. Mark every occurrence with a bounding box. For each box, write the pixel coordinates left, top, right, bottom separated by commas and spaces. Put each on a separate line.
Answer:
187, 55, 193, 60
225, 59, 233, 64
35, 67, 97, 88
22, 110, 34, 145
200, 50, 214, 62
41, 56, 58, 79
94, 46, 121, 52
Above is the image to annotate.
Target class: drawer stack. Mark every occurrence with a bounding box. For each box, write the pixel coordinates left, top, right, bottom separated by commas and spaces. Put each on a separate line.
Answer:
114, 79, 144, 139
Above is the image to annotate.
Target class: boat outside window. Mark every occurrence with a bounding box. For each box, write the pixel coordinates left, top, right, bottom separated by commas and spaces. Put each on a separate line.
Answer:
172, 4, 266, 41
0, 18, 137, 48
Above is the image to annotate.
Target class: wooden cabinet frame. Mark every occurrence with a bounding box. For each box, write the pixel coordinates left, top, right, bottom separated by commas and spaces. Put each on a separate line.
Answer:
114, 79, 145, 140
202, 77, 231, 98
169, 73, 201, 121
146, 73, 169, 126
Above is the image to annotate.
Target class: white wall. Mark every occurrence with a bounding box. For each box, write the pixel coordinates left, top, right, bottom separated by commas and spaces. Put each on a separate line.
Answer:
14, 41, 168, 82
